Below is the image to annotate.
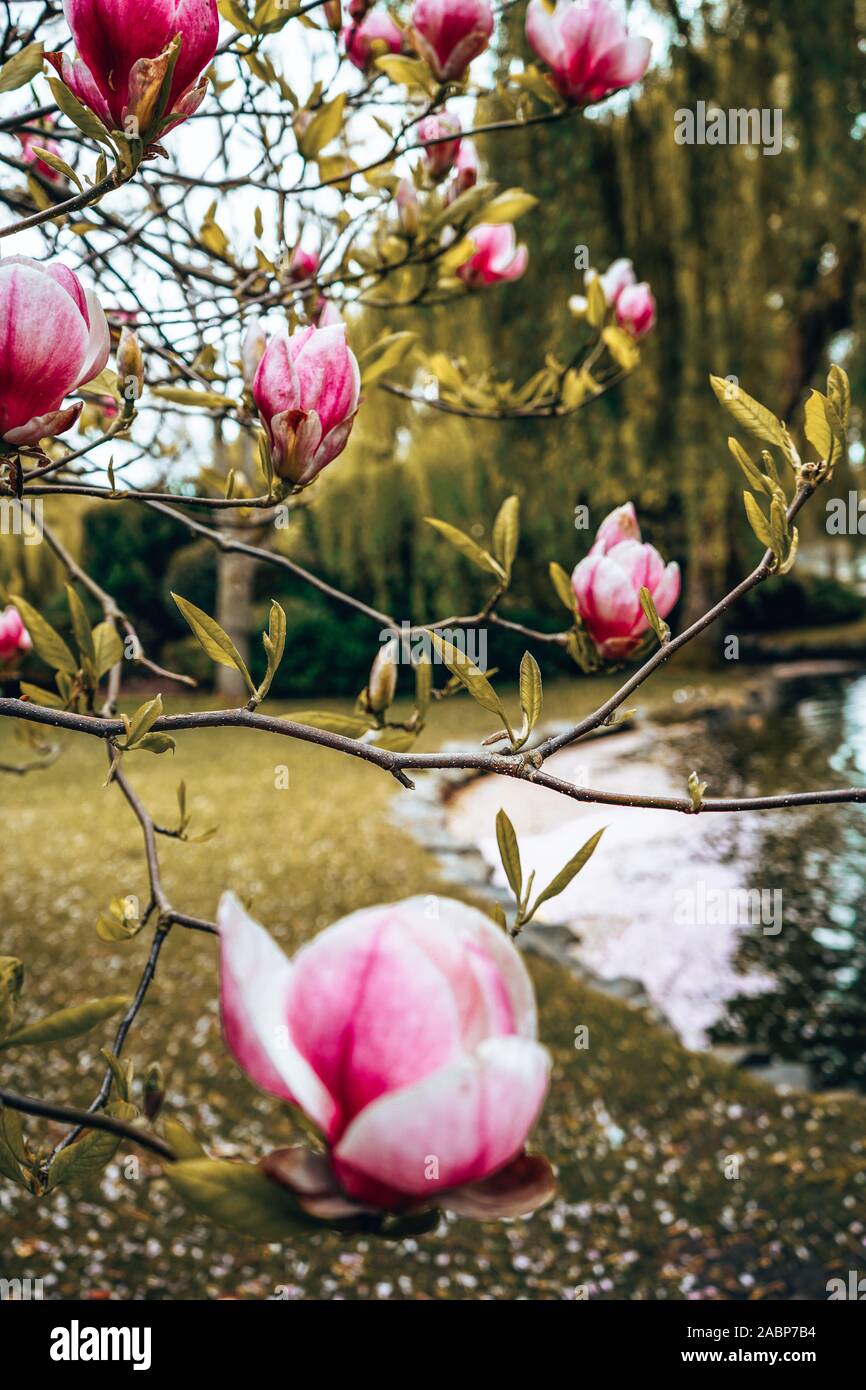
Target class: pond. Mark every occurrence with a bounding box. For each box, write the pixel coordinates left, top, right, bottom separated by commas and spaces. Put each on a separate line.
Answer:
445, 668, 866, 1091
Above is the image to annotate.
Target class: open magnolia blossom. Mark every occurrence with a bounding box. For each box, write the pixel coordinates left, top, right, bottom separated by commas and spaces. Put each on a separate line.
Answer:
526, 0, 652, 105
252, 322, 361, 486
572, 502, 680, 658
458, 223, 529, 286
410, 0, 494, 81
343, 10, 403, 71
0, 606, 31, 665
217, 892, 554, 1221
47, 0, 219, 144
0, 257, 110, 446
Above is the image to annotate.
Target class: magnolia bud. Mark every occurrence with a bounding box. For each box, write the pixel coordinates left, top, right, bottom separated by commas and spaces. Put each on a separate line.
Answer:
396, 178, 420, 237
143, 1061, 165, 1121
117, 327, 144, 404
324, 0, 342, 29
367, 638, 399, 713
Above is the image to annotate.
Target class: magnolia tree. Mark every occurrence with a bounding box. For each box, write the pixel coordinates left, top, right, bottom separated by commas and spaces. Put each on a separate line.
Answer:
0, 0, 859, 1242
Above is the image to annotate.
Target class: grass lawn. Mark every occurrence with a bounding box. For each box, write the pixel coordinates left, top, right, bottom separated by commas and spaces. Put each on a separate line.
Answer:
1, 673, 864, 1299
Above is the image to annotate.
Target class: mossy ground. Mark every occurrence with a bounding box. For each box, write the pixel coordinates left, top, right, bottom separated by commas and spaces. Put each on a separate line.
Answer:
1, 674, 863, 1299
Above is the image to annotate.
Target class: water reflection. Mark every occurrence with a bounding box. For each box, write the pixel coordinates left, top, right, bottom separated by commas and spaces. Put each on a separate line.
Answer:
703, 672, 866, 1089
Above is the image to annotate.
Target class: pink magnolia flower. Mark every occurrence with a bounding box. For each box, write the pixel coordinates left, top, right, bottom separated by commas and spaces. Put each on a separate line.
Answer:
410, 0, 494, 81
217, 892, 552, 1217
615, 280, 656, 339
343, 10, 402, 71
16, 121, 65, 186
526, 0, 651, 105
287, 244, 320, 282
572, 503, 680, 659
0, 257, 110, 445
417, 112, 462, 178
457, 223, 528, 287
252, 323, 360, 486
46, 0, 219, 142
450, 137, 479, 197
0, 607, 31, 666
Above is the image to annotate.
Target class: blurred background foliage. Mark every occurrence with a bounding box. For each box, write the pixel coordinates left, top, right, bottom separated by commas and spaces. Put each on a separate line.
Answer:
4, 0, 866, 695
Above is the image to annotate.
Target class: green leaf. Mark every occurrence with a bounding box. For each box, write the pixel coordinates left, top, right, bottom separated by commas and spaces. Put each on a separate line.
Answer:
122, 692, 164, 749
47, 1101, 137, 1189
743, 492, 774, 551
495, 808, 522, 901
375, 53, 437, 94
100, 1047, 132, 1103
161, 1118, 206, 1160
426, 630, 509, 729
359, 331, 416, 388
528, 828, 605, 917
638, 586, 670, 645
19, 682, 65, 708
133, 732, 176, 755
827, 364, 850, 430
0, 1107, 27, 1187
586, 275, 607, 329
95, 895, 142, 942
368, 727, 417, 752
803, 389, 833, 460
601, 325, 640, 371
92, 621, 124, 678
291, 711, 374, 738
549, 562, 576, 613
298, 92, 346, 159
518, 651, 543, 736
65, 584, 95, 666
0, 42, 44, 94
172, 593, 255, 694
727, 437, 767, 494
9, 595, 77, 675
150, 385, 229, 410
414, 654, 432, 719
47, 74, 115, 148
256, 600, 287, 704
709, 375, 784, 447
29, 145, 82, 191
424, 518, 505, 580
0, 994, 129, 1050
0, 957, 24, 1044
492, 495, 520, 582
473, 189, 537, 225
164, 1158, 308, 1240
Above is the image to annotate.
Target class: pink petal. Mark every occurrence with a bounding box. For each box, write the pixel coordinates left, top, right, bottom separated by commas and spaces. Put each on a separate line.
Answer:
651, 561, 681, 619
0, 262, 88, 434
74, 289, 111, 387
334, 1036, 550, 1203
285, 904, 467, 1132
216, 891, 337, 1135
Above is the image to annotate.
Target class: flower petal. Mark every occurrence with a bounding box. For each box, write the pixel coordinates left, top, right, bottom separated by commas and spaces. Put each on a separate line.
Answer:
334, 1035, 550, 1203
216, 891, 336, 1134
